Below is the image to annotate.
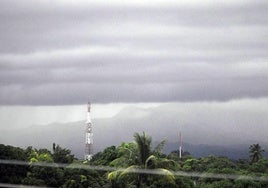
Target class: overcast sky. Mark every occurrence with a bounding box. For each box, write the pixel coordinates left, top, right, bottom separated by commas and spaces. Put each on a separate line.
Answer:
0, 1, 268, 133
0, 0, 267, 105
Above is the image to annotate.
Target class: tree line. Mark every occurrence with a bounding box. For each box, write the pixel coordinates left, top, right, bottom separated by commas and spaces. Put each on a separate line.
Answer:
0, 132, 267, 188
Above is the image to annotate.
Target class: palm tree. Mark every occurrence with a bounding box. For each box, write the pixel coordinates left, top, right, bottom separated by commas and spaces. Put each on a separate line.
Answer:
108, 132, 175, 188
133, 132, 152, 167
249, 143, 265, 163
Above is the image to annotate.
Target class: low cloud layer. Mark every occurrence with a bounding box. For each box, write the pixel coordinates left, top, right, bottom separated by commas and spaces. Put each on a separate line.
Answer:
0, 1, 267, 105
1, 99, 268, 152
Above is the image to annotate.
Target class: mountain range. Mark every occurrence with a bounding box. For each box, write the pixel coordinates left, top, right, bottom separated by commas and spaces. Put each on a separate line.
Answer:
0, 105, 267, 159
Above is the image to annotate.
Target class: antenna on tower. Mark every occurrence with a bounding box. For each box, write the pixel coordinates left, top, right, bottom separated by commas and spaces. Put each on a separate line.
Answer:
179, 131, 182, 159
85, 101, 93, 160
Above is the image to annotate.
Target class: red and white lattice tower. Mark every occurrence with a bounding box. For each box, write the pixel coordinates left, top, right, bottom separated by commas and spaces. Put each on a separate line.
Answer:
85, 102, 93, 160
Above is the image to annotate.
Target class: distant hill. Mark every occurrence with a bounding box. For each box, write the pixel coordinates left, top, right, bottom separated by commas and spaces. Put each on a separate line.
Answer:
0, 105, 267, 159
163, 142, 268, 160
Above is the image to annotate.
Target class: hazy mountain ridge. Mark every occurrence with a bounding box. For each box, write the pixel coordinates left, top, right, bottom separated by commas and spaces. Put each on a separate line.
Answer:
0, 105, 267, 159
163, 142, 268, 160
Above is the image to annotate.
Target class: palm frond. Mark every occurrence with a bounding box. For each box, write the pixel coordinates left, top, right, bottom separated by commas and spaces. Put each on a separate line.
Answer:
110, 157, 129, 167
107, 170, 121, 180
145, 155, 157, 168
153, 139, 166, 155
249, 143, 265, 163
134, 132, 152, 165
119, 165, 141, 178
155, 168, 175, 182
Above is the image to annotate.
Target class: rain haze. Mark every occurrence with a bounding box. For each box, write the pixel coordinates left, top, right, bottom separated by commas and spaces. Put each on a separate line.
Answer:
0, 0, 268, 155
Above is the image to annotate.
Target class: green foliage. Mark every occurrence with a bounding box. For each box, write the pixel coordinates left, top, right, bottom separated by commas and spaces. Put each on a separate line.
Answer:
249, 143, 265, 163
52, 144, 75, 163
0, 144, 29, 184
174, 176, 195, 188
113, 142, 139, 167
234, 177, 261, 188
200, 179, 234, 188
62, 169, 104, 188
207, 167, 237, 175
26, 145, 76, 187
22, 177, 45, 186
153, 139, 166, 157
30, 151, 53, 163
107, 132, 176, 188
0, 144, 27, 160
149, 176, 177, 188
91, 145, 118, 166
183, 158, 199, 171
134, 132, 152, 167
27, 148, 64, 187
25, 166, 65, 187
183, 155, 237, 173
168, 150, 192, 163
248, 158, 268, 173
1, 139, 268, 188
200, 156, 237, 171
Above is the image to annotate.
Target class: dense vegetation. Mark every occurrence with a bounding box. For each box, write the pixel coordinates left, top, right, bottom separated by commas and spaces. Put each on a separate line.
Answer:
0, 132, 267, 188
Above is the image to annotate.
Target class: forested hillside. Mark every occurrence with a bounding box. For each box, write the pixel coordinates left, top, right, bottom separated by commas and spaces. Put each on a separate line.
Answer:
1, 132, 267, 188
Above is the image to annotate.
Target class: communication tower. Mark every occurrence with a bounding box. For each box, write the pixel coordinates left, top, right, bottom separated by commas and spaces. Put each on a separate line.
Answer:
179, 131, 182, 158
85, 102, 93, 160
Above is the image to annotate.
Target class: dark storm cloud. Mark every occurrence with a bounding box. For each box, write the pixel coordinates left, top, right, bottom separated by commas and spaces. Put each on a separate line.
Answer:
1, 1, 267, 53
0, 0, 267, 105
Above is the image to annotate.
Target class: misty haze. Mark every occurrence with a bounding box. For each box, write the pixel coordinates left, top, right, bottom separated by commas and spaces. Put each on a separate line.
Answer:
1, 100, 268, 159
0, 0, 268, 187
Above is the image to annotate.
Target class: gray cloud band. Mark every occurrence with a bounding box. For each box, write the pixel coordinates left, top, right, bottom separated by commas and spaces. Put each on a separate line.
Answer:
0, 1, 267, 105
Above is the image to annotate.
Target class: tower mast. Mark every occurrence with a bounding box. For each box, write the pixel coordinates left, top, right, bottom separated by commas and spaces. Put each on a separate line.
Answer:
179, 131, 182, 158
85, 102, 93, 160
